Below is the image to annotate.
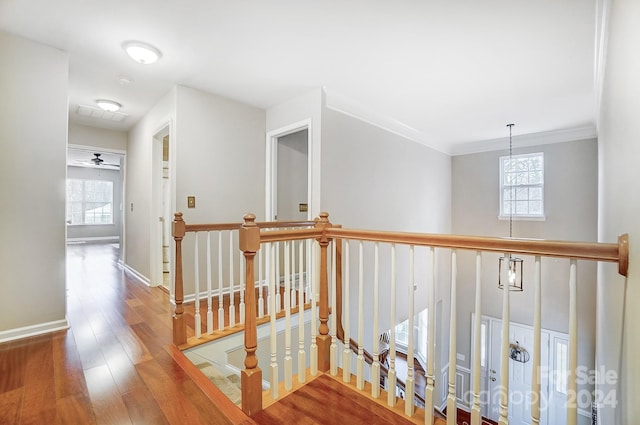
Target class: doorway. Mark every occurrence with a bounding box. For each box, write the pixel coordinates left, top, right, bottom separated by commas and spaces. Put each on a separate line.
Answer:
265, 120, 314, 221
475, 316, 568, 425
275, 129, 309, 221
151, 125, 172, 290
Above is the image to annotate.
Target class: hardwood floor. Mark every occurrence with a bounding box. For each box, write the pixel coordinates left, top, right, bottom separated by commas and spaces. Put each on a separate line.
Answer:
0, 242, 477, 425
0, 243, 237, 425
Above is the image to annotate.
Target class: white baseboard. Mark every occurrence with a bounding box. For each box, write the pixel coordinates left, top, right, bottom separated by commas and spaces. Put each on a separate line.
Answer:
67, 236, 119, 243
123, 264, 151, 286
0, 318, 70, 343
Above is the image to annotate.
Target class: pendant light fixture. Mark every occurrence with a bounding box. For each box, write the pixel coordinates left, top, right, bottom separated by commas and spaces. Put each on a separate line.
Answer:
498, 123, 524, 291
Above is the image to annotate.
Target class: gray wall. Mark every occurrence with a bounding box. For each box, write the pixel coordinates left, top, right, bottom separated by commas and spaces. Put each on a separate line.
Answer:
321, 105, 453, 390
452, 139, 598, 411
597, 0, 640, 423
66, 166, 122, 241
0, 32, 68, 337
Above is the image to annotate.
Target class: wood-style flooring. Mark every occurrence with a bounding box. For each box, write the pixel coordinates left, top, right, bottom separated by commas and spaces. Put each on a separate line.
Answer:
0, 242, 475, 425
0, 243, 237, 425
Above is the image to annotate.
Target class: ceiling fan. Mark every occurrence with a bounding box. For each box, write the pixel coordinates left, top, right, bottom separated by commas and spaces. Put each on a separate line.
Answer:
90, 153, 120, 167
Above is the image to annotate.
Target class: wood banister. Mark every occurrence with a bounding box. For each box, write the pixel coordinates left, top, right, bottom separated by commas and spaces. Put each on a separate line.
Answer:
315, 212, 332, 372
172, 212, 187, 346
327, 228, 629, 276
239, 213, 262, 416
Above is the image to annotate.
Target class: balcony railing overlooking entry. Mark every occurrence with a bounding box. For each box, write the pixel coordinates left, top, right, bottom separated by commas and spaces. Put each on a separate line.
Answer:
172, 212, 629, 425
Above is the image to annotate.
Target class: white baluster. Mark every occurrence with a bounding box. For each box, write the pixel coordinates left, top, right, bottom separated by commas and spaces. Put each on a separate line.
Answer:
310, 241, 318, 376
269, 242, 278, 400
371, 242, 380, 398
258, 248, 264, 318
498, 254, 511, 425
194, 233, 201, 338
298, 240, 306, 383
206, 232, 213, 334
284, 240, 292, 390
531, 256, 542, 425
357, 241, 365, 390
568, 259, 578, 425
330, 240, 338, 376
343, 240, 352, 383
276, 243, 281, 312
306, 239, 312, 303
471, 252, 482, 425
425, 247, 436, 424
447, 250, 458, 425
388, 244, 397, 407
291, 240, 297, 309
218, 232, 224, 331
405, 245, 415, 417
228, 231, 235, 327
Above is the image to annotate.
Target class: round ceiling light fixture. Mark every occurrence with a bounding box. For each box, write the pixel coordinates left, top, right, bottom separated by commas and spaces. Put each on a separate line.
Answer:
96, 99, 122, 112
122, 41, 162, 64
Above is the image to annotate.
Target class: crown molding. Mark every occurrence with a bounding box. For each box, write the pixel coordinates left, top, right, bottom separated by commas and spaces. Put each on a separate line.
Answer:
449, 125, 598, 156
323, 89, 451, 155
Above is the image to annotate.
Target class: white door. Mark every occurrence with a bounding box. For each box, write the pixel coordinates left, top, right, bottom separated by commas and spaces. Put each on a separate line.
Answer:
546, 336, 569, 424
486, 319, 550, 425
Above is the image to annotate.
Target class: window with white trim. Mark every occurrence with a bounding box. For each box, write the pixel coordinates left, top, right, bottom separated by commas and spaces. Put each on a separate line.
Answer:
67, 179, 114, 225
500, 152, 544, 219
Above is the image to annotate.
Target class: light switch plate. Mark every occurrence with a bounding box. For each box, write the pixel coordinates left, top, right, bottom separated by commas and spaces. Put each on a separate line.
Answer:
187, 196, 196, 208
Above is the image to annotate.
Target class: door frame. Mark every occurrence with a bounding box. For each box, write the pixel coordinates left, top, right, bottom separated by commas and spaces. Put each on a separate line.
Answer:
265, 119, 317, 221
151, 121, 175, 290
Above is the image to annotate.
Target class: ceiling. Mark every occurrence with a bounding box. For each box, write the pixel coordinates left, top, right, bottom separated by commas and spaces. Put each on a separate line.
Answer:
0, 0, 599, 153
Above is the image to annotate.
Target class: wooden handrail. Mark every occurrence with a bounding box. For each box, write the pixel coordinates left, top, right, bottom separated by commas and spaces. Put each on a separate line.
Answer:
325, 229, 629, 276
184, 220, 316, 233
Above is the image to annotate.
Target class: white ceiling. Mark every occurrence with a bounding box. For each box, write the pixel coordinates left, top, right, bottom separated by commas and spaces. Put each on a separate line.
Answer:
0, 0, 598, 153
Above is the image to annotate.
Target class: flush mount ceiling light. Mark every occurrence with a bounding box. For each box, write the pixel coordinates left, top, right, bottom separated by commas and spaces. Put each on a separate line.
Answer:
122, 41, 162, 64
96, 99, 122, 112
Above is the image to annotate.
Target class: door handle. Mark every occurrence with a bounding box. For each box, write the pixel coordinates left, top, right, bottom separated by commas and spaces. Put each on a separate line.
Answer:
491, 377, 496, 382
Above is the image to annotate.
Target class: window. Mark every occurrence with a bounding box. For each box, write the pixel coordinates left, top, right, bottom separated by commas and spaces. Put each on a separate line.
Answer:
67, 179, 114, 225
394, 308, 428, 364
500, 152, 544, 219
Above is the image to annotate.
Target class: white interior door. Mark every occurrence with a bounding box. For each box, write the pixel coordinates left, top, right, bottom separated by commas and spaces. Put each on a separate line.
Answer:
486, 318, 551, 425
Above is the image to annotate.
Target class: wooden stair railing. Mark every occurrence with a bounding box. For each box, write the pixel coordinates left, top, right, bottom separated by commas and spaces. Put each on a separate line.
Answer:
183, 211, 629, 424
172, 212, 316, 347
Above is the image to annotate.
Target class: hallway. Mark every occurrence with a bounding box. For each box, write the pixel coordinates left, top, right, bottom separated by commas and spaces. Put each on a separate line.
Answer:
0, 243, 231, 424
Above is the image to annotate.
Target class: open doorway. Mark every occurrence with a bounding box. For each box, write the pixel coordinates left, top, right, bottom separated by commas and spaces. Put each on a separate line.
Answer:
265, 120, 314, 221
66, 146, 124, 259
151, 125, 172, 291
275, 129, 308, 221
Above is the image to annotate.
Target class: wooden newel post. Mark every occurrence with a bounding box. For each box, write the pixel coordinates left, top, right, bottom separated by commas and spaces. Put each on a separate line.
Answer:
239, 213, 262, 416
172, 212, 187, 346
315, 212, 332, 372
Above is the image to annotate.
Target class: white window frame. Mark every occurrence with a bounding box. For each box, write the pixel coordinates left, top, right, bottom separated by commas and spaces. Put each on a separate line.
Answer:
67, 178, 114, 226
499, 152, 545, 220
394, 307, 428, 366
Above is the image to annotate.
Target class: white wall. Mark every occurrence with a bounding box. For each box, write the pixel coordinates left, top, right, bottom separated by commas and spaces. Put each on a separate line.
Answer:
266, 89, 323, 219
0, 32, 69, 339
597, 0, 640, 423
175, 85, 265, 223
125, 87, 176, 282
452, 139, 598, 413
68, 122, 127, 151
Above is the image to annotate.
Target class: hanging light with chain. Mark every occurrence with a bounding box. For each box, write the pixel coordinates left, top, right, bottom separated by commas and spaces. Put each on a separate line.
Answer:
498, 123, 524, 291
